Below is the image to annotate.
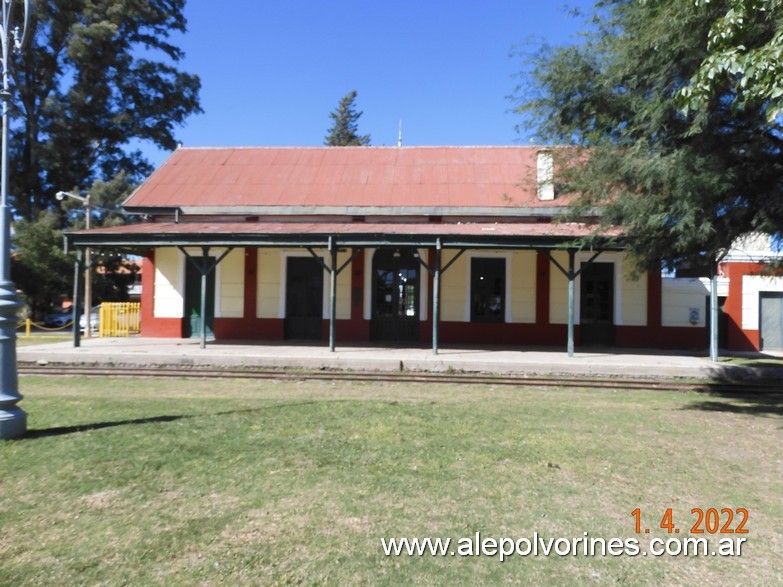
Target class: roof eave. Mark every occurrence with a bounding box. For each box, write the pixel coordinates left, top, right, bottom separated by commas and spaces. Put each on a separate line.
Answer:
123, 204, 579, 218
65, 229, 625, 251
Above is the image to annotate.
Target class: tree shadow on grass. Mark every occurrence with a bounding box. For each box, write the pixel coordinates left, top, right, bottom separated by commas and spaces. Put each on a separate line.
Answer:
20, 403, 316, 441
22, 414, 190, 440
684, 397, 783, 417
682, 366, 783, 418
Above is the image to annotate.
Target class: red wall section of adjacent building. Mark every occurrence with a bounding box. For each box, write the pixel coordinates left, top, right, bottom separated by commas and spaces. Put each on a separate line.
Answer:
722, 262, 763, 351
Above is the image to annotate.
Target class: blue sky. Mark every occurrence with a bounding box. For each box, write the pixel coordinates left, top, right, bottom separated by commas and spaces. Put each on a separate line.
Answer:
152, 1, 593, 164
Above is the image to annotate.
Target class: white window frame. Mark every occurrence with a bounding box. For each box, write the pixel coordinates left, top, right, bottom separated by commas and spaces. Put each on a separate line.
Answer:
364, 248, 428, 321
464, 251, 512, 323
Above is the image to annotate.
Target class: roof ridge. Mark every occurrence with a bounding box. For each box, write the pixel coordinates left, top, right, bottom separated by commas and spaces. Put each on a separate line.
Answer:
176, 145, 542, 151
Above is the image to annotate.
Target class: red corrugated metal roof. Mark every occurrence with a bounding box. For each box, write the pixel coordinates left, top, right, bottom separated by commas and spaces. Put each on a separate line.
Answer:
125, 146, 566, 211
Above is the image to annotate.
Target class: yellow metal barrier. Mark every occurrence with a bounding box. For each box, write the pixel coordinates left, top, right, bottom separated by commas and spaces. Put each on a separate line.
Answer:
98, 302, 141, 337
18, 318, 74, 334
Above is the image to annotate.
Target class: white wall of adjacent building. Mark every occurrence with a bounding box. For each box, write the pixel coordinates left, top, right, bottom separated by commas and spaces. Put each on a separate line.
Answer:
661, 277, 729, 328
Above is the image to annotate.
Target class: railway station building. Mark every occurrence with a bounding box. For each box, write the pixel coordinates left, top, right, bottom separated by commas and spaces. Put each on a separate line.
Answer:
67, 146, 783, 353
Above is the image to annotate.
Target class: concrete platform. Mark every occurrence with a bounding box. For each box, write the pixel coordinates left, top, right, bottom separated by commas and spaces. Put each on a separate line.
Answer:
16, 337, 783, 380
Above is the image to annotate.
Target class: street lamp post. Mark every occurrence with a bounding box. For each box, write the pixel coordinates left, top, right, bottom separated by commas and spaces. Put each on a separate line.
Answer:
56, 191, 92, 337
0, 0, 30, 440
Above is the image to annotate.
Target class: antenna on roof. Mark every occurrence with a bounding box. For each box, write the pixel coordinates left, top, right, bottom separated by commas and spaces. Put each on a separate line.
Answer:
397, 119, 403, 148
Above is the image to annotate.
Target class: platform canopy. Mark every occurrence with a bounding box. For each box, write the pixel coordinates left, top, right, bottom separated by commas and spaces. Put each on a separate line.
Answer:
65, 219, 623, 251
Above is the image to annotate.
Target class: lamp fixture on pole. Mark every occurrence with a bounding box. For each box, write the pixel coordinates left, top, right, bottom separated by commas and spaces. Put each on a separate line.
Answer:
56, 191, 93, 337
0, 0, 30, 440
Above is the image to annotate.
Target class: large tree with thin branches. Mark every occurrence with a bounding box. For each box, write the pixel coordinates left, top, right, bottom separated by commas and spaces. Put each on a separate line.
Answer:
513, 0, 783, 273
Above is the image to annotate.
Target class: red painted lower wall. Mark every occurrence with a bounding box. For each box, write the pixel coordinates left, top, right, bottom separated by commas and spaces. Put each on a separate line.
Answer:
163, 317, 713, 351
143, 317, 184, 338
615, 326, 708, 350
439, 321, 566, 347
214, 318, 284, 340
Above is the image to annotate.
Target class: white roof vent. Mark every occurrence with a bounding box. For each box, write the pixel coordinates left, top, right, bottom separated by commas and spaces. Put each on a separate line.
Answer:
536, 149, 554, 201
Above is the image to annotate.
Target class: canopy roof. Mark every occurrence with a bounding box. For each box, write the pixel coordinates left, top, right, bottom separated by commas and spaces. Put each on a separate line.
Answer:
67, 220, 621, 250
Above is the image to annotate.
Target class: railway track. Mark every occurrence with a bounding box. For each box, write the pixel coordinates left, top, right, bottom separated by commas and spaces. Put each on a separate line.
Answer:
17, 363, 781, 395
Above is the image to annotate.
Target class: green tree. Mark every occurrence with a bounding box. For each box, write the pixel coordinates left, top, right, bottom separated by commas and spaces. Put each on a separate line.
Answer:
324, 90, 371, 146
680, 0, 783, 124
10, 0, 202, 223
50, 171, 139, 308
11, 211, 74, 318
8, 1, 201, 313
513, 0, 783, 272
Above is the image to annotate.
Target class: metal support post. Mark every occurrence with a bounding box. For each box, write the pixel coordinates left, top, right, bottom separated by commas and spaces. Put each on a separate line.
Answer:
709, 257, 719, 362
545, 248, 602, 358
178, 246, 232, 350
567, 249, 576, 358
55, 191, 92, 336
72, 250, 83, 348
84, 197, 92, 337
432, 239, 441, 355
329, 237, 337, 352
199, 247, 209, 350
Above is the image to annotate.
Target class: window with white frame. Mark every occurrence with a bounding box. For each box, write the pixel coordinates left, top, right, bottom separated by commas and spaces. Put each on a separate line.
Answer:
470, 258, 506, 322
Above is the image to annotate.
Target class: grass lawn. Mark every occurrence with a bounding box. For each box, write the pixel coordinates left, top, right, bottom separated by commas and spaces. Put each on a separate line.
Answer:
1, 377, 781, 585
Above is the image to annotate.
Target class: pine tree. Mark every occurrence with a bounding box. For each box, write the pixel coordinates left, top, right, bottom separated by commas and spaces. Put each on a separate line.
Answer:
324, 91, 371, 146
10, 0, 202, 223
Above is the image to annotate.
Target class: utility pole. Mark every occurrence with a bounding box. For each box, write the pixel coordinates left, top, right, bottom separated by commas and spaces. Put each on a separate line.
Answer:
57, 191, 93, 336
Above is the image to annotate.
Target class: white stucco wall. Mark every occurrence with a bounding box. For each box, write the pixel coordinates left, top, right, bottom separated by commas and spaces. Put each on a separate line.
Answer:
153, 248, 183, 318
742, 275, 783, 330
216, 248, 245, 318
440, 250, 467, 322
510, 251, 537, 323
661, 277, 728, 327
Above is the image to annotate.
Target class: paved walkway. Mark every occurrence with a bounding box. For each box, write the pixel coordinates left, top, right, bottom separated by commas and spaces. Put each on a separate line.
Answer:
16, 337, 783, 380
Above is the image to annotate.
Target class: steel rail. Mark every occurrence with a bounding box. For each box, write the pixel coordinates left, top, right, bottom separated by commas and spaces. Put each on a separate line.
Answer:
16, 364, 780, 395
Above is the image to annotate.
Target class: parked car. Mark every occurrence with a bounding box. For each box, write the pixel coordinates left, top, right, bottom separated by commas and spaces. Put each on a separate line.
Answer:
79, 305, 101, 333
43, 309, 73, 329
